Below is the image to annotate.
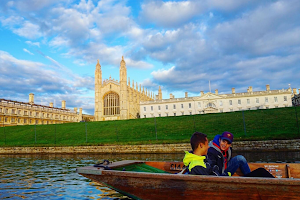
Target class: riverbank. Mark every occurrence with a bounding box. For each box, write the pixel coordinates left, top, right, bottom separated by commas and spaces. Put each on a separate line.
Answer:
1, 107, 299, 147
1, 139, 299, 154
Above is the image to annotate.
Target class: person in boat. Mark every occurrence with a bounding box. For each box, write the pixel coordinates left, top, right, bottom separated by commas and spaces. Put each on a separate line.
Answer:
207, 131, 251, 176
183, 132, 218, 175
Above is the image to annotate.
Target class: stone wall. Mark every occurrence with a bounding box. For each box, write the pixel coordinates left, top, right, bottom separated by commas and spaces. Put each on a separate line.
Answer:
0, 139, 299, 154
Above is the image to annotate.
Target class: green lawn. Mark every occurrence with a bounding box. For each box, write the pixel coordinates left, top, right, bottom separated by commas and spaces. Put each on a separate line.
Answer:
0, 107, 299, 147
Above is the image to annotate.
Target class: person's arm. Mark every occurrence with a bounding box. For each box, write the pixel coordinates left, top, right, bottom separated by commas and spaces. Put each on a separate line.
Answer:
207, 150, 217, 166
207, 150, 224, 176
190, 164, 212, 175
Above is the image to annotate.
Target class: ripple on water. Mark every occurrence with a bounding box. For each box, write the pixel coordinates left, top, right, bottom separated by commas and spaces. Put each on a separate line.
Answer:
0, 154, 138, 199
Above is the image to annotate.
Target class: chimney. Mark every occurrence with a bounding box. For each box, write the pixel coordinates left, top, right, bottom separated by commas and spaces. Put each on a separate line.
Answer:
215, 89, 218, 95
232, 88, 235, 94
200, 91, 204, 96
170, 93, 174, 99
29, 93, 34, 104
62, 100, 66, 109
74, 107, 78, 113
266, 84, 270, 91
49, 102, 53, 107
293, 88, 297, 94
185, 92, 188, 98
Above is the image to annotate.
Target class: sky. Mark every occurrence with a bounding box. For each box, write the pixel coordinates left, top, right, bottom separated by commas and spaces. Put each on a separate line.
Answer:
0, 0, 300, 115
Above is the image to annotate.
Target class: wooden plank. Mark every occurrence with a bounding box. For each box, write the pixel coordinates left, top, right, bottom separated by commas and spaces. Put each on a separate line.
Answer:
81, 169, 300, 200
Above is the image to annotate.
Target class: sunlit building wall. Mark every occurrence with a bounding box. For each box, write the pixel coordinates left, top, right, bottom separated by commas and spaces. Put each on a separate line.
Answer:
0, 93, 83, 127
140, 85, 294, 118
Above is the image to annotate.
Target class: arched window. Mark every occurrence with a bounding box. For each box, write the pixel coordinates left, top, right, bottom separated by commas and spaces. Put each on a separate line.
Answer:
206, 102, 216, 108
103, 92, 120, 116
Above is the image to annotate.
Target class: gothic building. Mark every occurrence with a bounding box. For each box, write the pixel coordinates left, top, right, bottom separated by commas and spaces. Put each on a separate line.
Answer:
94, 56, 157, 121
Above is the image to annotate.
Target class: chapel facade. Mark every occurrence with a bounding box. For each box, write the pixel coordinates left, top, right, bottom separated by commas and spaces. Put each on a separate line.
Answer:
94, 56, 156, 121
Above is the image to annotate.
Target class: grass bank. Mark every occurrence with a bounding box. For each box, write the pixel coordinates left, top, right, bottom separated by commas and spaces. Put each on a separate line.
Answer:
0, 107, 299, 147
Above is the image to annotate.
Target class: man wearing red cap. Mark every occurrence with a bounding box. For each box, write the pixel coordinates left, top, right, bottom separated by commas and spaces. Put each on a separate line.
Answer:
207, 131, 251, 176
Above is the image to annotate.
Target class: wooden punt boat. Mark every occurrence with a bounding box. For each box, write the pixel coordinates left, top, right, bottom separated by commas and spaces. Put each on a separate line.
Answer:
77, 160, 300, 200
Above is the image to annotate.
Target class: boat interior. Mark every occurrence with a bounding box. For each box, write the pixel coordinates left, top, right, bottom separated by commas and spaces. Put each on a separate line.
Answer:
101, 160, 300, 179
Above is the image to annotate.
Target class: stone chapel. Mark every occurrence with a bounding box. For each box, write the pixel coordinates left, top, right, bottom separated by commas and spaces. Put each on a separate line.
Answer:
94, 56, 161, 121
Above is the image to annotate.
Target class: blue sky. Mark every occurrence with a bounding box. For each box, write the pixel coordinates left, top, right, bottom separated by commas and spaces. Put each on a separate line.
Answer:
0, 0, 300, 115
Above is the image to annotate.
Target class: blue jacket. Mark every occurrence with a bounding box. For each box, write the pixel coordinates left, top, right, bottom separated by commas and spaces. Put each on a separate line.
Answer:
207, 135, 232, 175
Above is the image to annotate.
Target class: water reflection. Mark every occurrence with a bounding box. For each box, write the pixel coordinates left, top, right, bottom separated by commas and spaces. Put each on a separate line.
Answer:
0, 151, 299, 199
237, 151, 300, 163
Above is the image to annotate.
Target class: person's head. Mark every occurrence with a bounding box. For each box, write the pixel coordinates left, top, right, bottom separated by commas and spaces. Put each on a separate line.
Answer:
219, 131, 234, 151
190, 132, 209, 156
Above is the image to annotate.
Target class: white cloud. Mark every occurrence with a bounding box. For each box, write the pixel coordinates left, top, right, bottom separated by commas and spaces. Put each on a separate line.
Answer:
0, 15, 23, 27
49, 36, 70, 48
74, 0, 95, 13
1, 0, 300, 106
140, 1, 205, 27
151, 66, 206, 84
0, 50, 94, 114
23, 48, 34, 55
13, 21, 42, 39
126, 58, 153, 69
13, 0, 61, 12
25, 41, 40, 47
210, 0, 300, 55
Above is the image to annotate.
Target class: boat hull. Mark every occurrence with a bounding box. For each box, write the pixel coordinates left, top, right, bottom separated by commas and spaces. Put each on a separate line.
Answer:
78, 161, 300, 200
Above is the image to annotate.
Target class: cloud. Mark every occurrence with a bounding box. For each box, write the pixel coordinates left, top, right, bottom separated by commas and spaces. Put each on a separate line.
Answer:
1, 0, 300, 111
126, 58, 153, 69
0, 50, 95, 114
208, 0, 258, 12
23, 48, 34, 55
13, 21, 43, 39
25, 41, 40, 47
9, 0, 61, 12
140, 1, 205, 28
152, 66, 206, 85
210, 0, 300, 55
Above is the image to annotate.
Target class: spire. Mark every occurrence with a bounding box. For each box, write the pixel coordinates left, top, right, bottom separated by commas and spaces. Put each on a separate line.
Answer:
96, 59, 101, 71
120, 55, 127, 82
120, 55, 126, 68
158, 85, 162, 100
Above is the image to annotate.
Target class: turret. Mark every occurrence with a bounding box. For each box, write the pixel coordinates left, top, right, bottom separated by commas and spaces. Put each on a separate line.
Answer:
158, 86, 162, 100
95, 59, 103, 120
119, 56, 128, 119
29, 93, 34, 104
62, 100, 66, 109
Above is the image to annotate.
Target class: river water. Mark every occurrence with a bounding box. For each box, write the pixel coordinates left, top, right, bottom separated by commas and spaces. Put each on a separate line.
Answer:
1, 151, 300, 199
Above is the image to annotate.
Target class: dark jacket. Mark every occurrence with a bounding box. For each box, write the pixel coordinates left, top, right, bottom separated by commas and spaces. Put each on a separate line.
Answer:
183, 151, 214, 175
207, 135, 232, 175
